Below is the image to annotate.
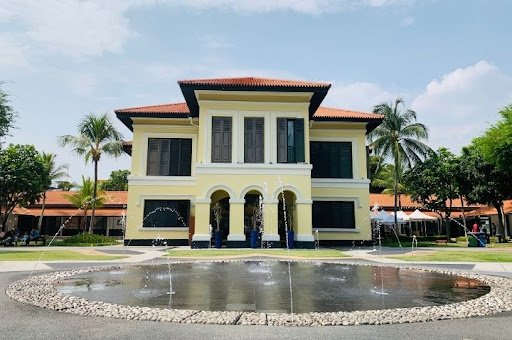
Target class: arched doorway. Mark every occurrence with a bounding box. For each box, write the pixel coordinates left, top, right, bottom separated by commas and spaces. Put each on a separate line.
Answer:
277, 190, 296, 247
210, 190, 230, 246
244, 190, 263, 247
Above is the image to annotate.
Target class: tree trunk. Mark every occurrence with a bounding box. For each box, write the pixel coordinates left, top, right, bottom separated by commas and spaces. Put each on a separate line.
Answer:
89, 160, 98, 234
393, 159, 399, 230
493, 202, 505, 243
37, 191, 46, 232
460, 195, 467, 238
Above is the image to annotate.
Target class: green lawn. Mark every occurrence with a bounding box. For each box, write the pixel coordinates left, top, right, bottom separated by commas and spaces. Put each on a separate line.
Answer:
388, 250, 512, 262
165, 248, 348, 258
0, 250, 127, 261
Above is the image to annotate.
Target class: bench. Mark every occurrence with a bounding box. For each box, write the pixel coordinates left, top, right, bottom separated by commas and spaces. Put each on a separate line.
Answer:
435, 239, 448, 245
14, 236, 46, 246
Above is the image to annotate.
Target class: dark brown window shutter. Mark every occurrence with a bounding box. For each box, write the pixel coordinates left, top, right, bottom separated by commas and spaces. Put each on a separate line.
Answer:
245, 117, 264, 163
277, 118, 287, 163
294, 118, 305, 162
147, 139, 160, 175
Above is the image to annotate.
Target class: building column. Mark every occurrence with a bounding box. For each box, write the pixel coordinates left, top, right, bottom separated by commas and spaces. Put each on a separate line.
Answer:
295, 201, 314, 249
227, 200, 246, 247
262, 200, 280, 248
192, 201, 211, 248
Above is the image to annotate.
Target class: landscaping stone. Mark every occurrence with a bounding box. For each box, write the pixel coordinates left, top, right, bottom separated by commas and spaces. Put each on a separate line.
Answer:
6, 260, 512, 326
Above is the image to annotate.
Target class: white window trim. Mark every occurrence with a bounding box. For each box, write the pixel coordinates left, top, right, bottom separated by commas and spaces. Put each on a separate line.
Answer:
128, 176, 197, 186
312, 178, 370, 189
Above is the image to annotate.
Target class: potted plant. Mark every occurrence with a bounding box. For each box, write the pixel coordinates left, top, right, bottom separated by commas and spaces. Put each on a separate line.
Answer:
212, 202, 223, 248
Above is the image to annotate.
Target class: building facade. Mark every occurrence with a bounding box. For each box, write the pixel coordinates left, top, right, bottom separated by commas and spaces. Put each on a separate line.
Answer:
115, 77, 383, 248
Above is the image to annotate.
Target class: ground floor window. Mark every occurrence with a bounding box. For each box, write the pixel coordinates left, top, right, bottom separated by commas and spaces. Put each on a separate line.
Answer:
143, 200, 190, 228
312, 201, 355, 229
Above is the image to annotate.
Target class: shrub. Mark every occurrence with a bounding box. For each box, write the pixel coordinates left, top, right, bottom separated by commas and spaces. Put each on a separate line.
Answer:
456, 236, 468, 243
59, 233, 118, 246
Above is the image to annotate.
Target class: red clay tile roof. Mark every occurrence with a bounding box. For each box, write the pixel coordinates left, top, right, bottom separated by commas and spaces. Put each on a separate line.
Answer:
178, 77, 331, 88
314, 107, 383, 120
115, 102, 380, 120
35, 191, 127, 206
14, 207, 124, 217
369, 193, 479, 211
115, 102, 190, 115
466, 201, 512, 216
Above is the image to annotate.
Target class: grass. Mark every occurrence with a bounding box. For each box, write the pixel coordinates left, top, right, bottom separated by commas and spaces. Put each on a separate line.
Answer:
165, 248, 348, 258
0, 250, 127, 261
388, 249, 512, 262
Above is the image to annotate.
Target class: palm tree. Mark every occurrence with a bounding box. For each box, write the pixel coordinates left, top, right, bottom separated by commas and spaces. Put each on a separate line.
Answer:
65, 176, 105, 233
368, 98, 432, 227
371, 163, 408, 207
59, 113, 123, 233
37, 152, 69, 231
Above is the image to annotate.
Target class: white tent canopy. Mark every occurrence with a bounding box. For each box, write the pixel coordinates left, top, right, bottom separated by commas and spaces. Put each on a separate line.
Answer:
408, 209, 438, 221
390, 210, 410, 222
372, 210, 405, 224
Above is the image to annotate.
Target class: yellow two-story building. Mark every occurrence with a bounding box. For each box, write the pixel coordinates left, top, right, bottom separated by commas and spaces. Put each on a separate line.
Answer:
115, 77, 383, 248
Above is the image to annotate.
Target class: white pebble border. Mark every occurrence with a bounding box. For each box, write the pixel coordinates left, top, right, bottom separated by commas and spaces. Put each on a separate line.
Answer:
6, 260, 512, 327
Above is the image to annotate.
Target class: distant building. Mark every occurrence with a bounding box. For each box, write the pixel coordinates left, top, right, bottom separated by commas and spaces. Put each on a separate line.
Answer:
9, 191, 126, 236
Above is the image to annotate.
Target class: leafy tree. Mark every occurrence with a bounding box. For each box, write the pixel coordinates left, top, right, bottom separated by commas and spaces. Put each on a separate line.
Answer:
458, 146, 512, 242
58, 113, 123, 233
404, 148, 460, 238
372, 163, 408, 206
0, 144, 46, 231
101, 169, 129, 191
37, 152, 69, 230
57, 180, 75, 191
368, 98, 432, 227
65, 176, 105, 233
473, 105, 512, 176
0, 83, 18, 146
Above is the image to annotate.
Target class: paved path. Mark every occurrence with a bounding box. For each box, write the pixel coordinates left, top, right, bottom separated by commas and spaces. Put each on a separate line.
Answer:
1, 246, 512, 339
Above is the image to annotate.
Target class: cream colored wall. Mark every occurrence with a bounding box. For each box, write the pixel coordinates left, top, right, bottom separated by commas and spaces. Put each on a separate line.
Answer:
310, 122, 371, 241
124, 92, 372, 243
126, 118, 198, 240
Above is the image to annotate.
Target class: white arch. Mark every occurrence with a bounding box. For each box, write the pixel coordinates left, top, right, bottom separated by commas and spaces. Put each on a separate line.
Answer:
239, 185, 267, 201
203, 184, 236, 200
272, 185, 302, 201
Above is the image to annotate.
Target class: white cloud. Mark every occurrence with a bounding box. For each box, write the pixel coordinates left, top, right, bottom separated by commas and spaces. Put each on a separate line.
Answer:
412, 60, 512, 153
0, 34, 30, 68
0, 0, 415, 62
1, 0, 135, 59
323, 81, 397, 112
133, 0, 414, 15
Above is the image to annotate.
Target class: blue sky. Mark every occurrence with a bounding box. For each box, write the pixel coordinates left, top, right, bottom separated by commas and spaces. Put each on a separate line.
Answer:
1, 0, 511, 183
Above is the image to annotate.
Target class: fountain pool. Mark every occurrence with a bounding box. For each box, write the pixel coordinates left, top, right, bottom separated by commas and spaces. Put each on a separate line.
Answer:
55, 261, 489, 313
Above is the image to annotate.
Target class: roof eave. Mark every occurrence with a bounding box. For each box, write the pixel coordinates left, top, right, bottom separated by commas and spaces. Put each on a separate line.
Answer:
311, 116, 384, 134
179, 83, 331, 117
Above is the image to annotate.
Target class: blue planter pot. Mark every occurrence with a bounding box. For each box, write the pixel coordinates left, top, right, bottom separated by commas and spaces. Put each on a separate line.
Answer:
214, 230, 222, 248
250, 230, 258, 248
287, 230, 294, 249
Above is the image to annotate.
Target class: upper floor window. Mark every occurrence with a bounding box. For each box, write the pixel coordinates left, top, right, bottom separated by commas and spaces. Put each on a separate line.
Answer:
277, 118, 304, 163
310, 141, 352, 178
244, 117, 264, 163
147, 138, 192, 176
211, 117, 232, 163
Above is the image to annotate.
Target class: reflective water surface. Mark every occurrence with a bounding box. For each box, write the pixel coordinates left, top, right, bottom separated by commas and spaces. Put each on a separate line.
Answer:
56, 262, 490, 313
